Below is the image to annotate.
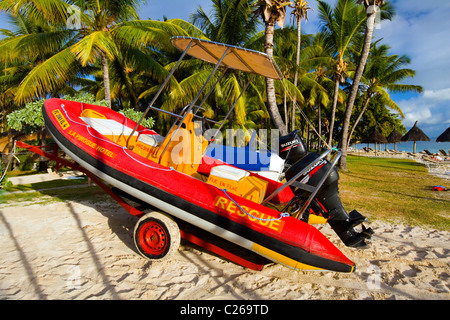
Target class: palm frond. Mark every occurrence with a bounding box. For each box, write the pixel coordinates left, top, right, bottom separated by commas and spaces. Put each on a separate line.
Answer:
111, 23, 183, 54
386, 83, 423, 94
14, 46, 81, 103
0, 30, 73, 63
190, 6, 218, 38
221, 74, 246, 126
0, 0, 70, 26
71, 31, 117, 66
373, 86, 404, 118
167, 19, 208, 39
276, 78, 304, 104
162, 68, 214, 113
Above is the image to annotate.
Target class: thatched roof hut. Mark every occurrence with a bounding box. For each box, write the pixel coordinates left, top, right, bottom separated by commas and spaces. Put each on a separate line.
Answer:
387, 128, 403, 151
436, 126, 450, 142
363, 128, 387, 154
364, 128, 387, 144
387, 129, 403, 143
401, 121, 430, 153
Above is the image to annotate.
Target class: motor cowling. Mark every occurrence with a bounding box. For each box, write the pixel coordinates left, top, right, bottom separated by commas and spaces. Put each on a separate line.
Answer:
284, 152, 373, 248
279, 130, 308, 166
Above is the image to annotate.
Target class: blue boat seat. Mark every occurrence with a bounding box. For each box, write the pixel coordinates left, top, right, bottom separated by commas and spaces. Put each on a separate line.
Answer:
204, 143, 285, 181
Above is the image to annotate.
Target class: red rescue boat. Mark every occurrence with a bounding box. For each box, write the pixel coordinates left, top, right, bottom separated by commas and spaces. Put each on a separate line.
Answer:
41, 37, 372, 272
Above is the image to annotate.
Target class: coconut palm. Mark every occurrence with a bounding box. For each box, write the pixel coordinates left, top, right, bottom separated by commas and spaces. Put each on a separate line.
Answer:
290, 0, 312, 131
297, 31, 343, 145
252, 0, 291, 136
269, 26, 300, 127
317, 0, 367, 148
0, 0, 190, 108
0, 10, 81, 137
188, 0, 268, 131
346, 44, 422, 146
339, 0, 394, 170
0, 10, 76, 102
191, 0, 261, 46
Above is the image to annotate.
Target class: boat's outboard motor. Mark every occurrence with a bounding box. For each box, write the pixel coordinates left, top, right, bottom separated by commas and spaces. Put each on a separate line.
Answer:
279, 131, 373, 248
279, 130, 308, 166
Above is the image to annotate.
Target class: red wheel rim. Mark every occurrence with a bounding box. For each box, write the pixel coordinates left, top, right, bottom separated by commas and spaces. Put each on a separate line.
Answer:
137, 221, 168, 256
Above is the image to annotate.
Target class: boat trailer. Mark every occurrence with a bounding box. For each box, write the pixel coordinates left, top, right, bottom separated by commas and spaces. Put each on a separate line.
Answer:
15, 140, 268, 270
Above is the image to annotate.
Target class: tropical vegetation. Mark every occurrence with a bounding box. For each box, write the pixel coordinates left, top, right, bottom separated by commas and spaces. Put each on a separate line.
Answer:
0, 0, 422, 171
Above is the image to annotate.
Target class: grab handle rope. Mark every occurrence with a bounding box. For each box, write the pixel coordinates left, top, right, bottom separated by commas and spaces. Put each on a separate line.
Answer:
59, 103, 291, 219
60, 104, 173, 172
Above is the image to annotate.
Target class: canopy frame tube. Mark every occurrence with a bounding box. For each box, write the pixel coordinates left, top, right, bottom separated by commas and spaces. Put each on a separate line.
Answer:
158, 47, 231, 160
126, 40, 194, 147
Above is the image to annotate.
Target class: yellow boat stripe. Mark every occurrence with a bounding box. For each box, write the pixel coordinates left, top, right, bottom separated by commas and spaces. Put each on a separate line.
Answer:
252, 243, 324, 271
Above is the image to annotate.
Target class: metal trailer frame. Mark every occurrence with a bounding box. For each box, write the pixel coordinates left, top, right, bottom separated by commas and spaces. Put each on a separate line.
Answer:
15, 140, 267, 270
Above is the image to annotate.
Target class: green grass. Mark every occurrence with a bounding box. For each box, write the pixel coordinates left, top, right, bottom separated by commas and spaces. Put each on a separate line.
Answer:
3, 175, 89, 193
0, 175, 108, 206
339, 155, 450, 230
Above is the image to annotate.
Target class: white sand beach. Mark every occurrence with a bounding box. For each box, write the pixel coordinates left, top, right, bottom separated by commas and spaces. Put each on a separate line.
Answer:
1, 189, 449, 300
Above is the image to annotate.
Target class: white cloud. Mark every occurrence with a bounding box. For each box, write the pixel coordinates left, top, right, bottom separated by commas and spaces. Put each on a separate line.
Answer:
423, 88, 450, 101
376, 1, 450, 89
375, 0, 450, 137
397, 90, 450, 137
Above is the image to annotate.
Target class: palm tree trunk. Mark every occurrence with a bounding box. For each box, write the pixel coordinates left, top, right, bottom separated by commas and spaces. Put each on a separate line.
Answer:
318, 104, 322, 150
101, 53, 112, 108
327, 77, 340, 148
264, 21, 288, 136
347, 94, 372, 147
284, 91, 288, 125
291, 16, 302, 132
339, 6, 377, 170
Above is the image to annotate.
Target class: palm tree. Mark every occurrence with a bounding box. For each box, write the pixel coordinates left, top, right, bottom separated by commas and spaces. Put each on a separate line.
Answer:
339, 0, 394, 170
270, 26, 299, 127
0, 10, 75, 101
0, 0, 189, 108
317, 0, 367, 149
308, 66, 332, 149
346, 44, 422, 146
355, 96, 404, 148
0, 0, 134, 107
290, 0, 311, 131
191, 0, 260, 46
253, 0, 291, 136
275, 30, 331, 146
188, 0, 270, 132
0, 10, 77, 137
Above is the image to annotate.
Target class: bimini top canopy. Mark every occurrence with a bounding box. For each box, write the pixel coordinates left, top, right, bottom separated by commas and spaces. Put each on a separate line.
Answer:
171, 36, 283, 80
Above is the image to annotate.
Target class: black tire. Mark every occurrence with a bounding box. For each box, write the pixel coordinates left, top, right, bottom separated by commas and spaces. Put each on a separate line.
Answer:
133, 211, 180, 260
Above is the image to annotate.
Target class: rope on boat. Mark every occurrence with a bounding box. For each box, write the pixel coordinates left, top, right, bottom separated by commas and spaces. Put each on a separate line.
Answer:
59, 104, 288, 220
61, 104, 173, 172
121, 147, 174, 172
222, 189, 289, 222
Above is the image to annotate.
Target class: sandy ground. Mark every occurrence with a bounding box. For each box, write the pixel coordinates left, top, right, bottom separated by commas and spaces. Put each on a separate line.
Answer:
1, 193, 449, 301
1, 156, 449, 301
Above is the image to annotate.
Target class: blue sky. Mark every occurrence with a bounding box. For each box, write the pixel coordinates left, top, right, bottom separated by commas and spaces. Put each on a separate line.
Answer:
1, 0, 449, 137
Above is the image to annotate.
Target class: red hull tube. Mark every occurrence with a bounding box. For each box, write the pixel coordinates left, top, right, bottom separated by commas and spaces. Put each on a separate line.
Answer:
43, 98, 355, 272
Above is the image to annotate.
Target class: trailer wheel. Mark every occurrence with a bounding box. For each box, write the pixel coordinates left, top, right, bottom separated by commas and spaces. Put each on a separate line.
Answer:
134, 211, 180, 260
